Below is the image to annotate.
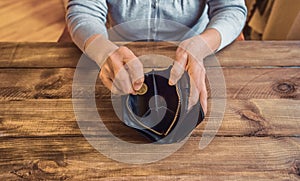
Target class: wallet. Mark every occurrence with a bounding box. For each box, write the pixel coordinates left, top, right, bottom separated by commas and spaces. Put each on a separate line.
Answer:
121, 66, 204, 144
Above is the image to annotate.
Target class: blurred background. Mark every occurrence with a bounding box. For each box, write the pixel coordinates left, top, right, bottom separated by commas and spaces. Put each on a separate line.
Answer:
0, 0, 299, 42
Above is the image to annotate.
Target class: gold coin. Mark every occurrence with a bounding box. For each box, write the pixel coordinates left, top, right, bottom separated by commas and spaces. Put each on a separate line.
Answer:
136, 83, 148, 95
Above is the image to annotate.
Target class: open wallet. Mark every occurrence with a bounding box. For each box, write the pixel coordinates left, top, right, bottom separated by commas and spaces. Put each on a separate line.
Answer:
121, 66, 205, 144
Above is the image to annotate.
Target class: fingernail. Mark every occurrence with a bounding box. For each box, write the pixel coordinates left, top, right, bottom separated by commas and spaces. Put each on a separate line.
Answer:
133, 78, 144, 90
133, 83, 142, 90
134, 85, 140, 91
168, 80, 175, 86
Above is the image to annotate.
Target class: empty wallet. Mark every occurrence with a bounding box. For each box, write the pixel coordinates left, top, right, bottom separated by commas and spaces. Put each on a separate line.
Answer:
121, 66, 205, 144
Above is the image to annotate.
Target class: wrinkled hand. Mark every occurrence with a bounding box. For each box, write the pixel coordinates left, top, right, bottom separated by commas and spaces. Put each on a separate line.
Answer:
169, 35, 212, 114
100, 46, 144, 94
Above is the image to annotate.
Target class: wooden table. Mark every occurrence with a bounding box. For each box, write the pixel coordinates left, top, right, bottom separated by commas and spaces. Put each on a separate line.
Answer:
0, 41, 299, 180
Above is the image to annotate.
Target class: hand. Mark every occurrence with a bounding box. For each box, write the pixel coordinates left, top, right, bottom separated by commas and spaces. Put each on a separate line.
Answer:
169, 35, 213, 114
100, 46, 144, 94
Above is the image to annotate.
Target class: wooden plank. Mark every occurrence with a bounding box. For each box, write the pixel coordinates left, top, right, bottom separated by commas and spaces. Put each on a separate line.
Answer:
0, 99, 299, 138
0, 41, 300, 68
0, 136, 299, 180
0, 43, 81, 68
0, 68, 298, 100
0, 42, 299, 180
215, 41, 300, 67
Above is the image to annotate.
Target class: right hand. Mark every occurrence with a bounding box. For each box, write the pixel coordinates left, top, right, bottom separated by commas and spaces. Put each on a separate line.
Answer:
99, 46, 144, 94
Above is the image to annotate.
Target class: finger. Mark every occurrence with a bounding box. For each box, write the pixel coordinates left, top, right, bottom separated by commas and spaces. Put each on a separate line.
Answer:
186, 55, 207, 113
100, 72, 122, 94
113, 65, 134, 94
99, 64, 122, 94
108, 49, 134, 94
118, 46, 136, 58
191, 62, 207, 114
100, 61, 114, 79
187, 74, 199, 111
101, 56, 126, 94
99, 63, 112, 89
169, 50, 188, 85
199, 86, 208, 114
125, 58, 144, 91
119, 46, 144, 91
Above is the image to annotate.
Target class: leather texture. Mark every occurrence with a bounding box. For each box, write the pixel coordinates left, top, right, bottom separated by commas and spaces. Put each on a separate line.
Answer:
122, 66, 205, 144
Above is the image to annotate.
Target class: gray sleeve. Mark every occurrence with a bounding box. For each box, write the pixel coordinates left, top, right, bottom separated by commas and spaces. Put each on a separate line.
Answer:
206, 0, 247, 51
66, 0, 109, 51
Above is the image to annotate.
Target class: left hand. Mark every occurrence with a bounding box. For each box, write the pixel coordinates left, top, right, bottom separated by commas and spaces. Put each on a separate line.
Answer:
169, 35, 213, 114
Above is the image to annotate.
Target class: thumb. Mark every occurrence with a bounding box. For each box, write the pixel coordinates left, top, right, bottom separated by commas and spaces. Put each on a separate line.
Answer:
169, 52, 188, 85
123, 53, 144, 91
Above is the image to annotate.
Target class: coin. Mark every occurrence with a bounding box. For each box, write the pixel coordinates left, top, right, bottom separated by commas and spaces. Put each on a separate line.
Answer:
136, 83, 148, 95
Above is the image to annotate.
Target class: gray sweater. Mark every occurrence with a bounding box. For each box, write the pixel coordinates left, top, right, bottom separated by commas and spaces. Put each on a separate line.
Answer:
66, 0, 247, 51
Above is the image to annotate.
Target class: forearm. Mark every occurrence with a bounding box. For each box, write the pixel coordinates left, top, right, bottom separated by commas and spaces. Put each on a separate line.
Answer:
66, 0, 108, 51
207, 0, 247, 51
66, 0, 119, 67
198, 28, 221, 57
84, 34, 118, 67
85, 34, 102, 50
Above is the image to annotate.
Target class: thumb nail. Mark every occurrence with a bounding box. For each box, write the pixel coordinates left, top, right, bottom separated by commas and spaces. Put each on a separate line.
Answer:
168, 79, 175, 86
133, 78, 144, 90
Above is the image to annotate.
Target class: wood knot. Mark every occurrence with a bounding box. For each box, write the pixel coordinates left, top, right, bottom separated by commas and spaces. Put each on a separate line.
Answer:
37, 160, 66, 174
272, 81, 296, 95
35, 76, 63, 91
11, 159, 68, 180
239, 109, 268, 136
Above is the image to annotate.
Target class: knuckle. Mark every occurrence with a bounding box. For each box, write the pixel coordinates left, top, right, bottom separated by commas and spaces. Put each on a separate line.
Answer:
118, 46, 127, 52
109, 50, 120, 60
129, 60, 143, 70
120, 46, 132, 55
176, 47, 183, 54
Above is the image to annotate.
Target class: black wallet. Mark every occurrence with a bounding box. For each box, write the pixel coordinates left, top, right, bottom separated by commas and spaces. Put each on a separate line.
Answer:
121, 66, 204, 144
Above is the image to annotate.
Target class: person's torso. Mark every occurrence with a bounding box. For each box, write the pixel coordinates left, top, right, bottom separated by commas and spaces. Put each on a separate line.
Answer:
106, 0, 209, 41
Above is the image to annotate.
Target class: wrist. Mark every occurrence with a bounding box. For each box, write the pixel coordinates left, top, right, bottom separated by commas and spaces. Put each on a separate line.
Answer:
84, 35, 119, 68
199, 28, 221, 54
180, 35, 211, 61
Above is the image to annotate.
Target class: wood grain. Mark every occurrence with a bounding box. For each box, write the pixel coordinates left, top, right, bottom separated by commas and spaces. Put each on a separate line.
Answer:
0, 41, 299, 68
0, 68, 298, 100
0, 99, 299, 138
0, 41, 299, 180
0, 137, 300, 180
